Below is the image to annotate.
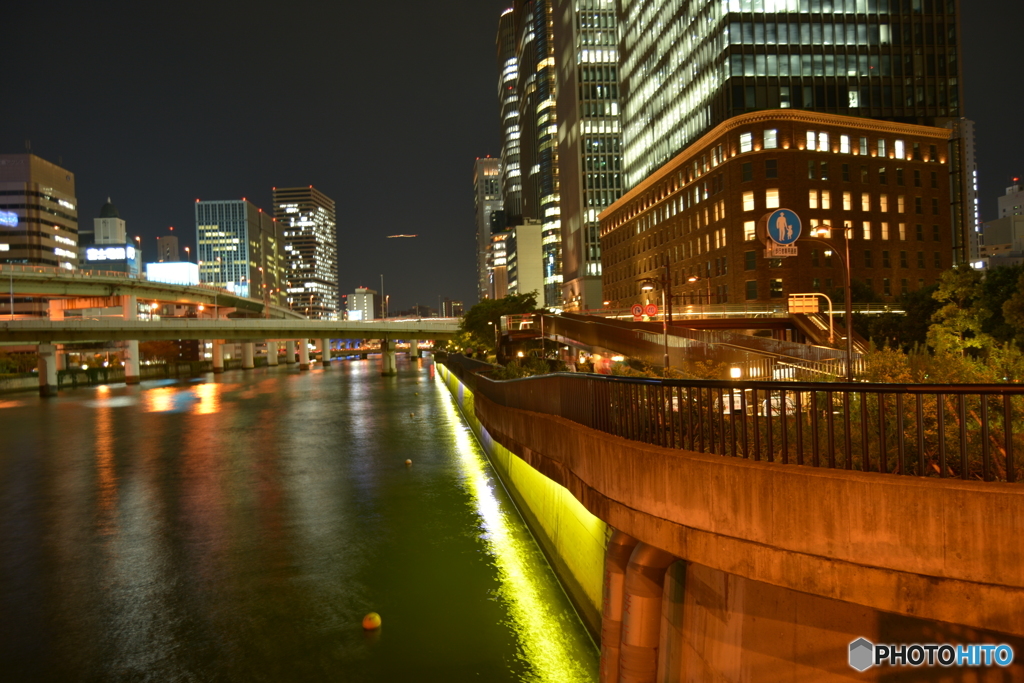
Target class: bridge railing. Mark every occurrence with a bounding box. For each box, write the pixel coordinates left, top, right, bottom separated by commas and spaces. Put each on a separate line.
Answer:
443, 355, 1024, 483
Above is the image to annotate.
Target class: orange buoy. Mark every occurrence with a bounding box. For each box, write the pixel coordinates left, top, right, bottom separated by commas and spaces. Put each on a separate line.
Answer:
405, 459, 412, 466
362, 612, 381, 630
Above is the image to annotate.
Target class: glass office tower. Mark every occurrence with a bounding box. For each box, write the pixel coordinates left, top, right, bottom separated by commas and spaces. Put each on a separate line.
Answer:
196, 199, 285, 305
273, 186, 339, 319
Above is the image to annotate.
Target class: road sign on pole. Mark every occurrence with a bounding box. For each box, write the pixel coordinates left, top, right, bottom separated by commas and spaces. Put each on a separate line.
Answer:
631, 303, 644, 321
644, 303, 659, 317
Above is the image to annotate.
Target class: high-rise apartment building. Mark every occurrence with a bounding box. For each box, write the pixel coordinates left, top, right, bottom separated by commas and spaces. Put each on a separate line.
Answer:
553, 0, 624, 310
474, 158, 502, 302
272, 186, 338, 319
500, 1, 563, 308
195, 199, 285, 306
497, 9, 523, 222
348, 287, 380, 321
0, 154, 78, 270
998, 180, 1024, 218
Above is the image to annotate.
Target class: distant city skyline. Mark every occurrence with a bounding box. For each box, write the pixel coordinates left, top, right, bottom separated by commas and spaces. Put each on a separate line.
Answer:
0, 1, 1019, 311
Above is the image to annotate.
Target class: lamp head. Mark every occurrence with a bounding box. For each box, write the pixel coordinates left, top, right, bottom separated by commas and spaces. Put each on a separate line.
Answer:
687, 276, 699, 283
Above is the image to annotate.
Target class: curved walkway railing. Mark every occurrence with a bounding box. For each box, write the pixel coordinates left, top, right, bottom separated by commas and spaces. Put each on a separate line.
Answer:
443, 355, 1024, 483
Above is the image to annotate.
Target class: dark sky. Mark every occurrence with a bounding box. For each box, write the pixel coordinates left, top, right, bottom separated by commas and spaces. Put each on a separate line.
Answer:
2, 2, 1019, 311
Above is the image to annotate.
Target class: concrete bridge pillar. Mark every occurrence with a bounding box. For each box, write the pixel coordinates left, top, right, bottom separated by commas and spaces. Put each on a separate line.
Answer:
600, 531, 640, 683
212, 340, 224, 374
285, 340, 296, 364
242, 342, 255, 370
267, 341, 279, 366
124, 339, 141, 384
298, 341, 310, 371
321, 338, 332, 367
55, 348, 66, 371
619, 543, 677, 683
381, 339, 397, 376
37, 343, 58, 397
122, 294, 140, 384
409, 339, 421, 358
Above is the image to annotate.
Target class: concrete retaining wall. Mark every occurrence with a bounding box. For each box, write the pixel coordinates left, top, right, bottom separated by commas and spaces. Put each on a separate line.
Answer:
437, 362, 607, 639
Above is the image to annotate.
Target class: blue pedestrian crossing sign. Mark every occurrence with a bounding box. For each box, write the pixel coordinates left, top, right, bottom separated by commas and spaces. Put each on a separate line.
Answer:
767, 209, 801, 245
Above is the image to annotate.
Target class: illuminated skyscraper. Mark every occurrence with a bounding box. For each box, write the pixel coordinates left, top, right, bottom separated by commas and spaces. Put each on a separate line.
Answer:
615, 0, 969, 259
500, 1, 563, 308
497, 9, 522, 222
474, 158, 502, 301
553, 0, 623, 310
272, 186, 338, 319
195, 199, 285, 305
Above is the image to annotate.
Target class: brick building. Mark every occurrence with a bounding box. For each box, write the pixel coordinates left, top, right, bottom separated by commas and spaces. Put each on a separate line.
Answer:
600, 110, 954, 309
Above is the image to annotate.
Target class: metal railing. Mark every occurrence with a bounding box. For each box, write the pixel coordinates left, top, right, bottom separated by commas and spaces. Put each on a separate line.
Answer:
443, 355, 1023, 483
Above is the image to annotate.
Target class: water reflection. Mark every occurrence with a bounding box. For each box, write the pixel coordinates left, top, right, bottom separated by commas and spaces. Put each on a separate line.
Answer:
0, 364, 597, 681
439, 379, 597, 683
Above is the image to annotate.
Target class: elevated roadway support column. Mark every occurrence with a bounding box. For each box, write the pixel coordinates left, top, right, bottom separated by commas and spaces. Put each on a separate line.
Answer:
285, 340, 296, 364
242, 342, 255, 370
124, 340, 141, 384
212, 341, 224, 374
321, 338, 331, 368
123, 294, 140, 384
37, 343, 58, 398
298, 341, 310, 371
619, 543, 677, 683
409, 339, 421, 358
600, 531, 639, 683
380, 339, 397, 376
267, 341, 279, 366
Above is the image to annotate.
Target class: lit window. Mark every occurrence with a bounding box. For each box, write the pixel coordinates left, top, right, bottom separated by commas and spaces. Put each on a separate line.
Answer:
897, 196, 906, 213
899, 223, 907, 240
806, 131, 817, 151
840, 135, 850, 154
879, 194, 888, 212
859, 137, 869, 155
742, 191, 755, 211
894, 140, 905, 159
766, 189, 780, 209
821, 191, 831, 210
843, 192, 852, 211
809, 190, 819, 209
861, 193, 871, 211
878, 139, 887, 157
818, 132, 829, 151
740, 132, 753, 153
744, 220, 756, 241
862, 221, 872, 240
881, 222, 890, 240
764, 129, 778, 149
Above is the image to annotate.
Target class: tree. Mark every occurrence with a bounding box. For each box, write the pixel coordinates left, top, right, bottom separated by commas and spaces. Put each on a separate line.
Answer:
459, 292, 539, 351
855, 283, 939, 351
1000, 270, 1024, 348
979, 264, 1024, 345
927, 267, 994, 356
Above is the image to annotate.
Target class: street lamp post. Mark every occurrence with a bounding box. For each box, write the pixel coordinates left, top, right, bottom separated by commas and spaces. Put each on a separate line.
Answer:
808, 225, 854, 381
639, 264, 672, 373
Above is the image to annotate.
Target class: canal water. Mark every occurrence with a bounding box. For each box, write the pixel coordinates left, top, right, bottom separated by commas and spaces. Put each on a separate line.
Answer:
0, 357, 599, 682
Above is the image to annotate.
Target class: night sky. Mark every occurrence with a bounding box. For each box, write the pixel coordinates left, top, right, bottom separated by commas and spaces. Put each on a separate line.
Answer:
2, 2, 1019, 311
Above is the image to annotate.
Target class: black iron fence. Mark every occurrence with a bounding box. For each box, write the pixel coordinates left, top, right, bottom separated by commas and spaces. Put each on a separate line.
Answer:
442, 355, 1024, 483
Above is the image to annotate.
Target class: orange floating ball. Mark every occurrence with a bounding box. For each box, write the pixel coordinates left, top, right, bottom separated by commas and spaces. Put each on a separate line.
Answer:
362, 612, 381, 630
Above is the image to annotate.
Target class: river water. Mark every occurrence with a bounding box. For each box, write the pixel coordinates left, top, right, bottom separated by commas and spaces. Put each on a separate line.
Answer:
0, 357, 598, 682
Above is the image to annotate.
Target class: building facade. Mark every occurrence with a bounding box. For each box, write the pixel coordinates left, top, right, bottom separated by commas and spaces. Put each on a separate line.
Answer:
474, 158, 502, 302
998, 180, 1024, 219
600, 110, 954, 308
615, 0, 968, 261
79, 198, 141, 276
348, 287, 379, 321
272, 186, 338, 319
507, 219, 545, 300
195, 199, 285, 306
0, 154, 78, 270
501, 0, 563, 308
488, 230, 511, 300
156, 234, 179, 262
553, 0, 625, 311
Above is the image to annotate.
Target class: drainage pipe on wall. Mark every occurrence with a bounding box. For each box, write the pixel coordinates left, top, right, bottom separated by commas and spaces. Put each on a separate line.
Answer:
618, 542, 677, 683
600, 530, 639, 682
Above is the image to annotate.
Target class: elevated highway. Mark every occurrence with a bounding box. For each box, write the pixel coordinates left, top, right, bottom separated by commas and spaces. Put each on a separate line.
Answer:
0, 264, 303, 318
